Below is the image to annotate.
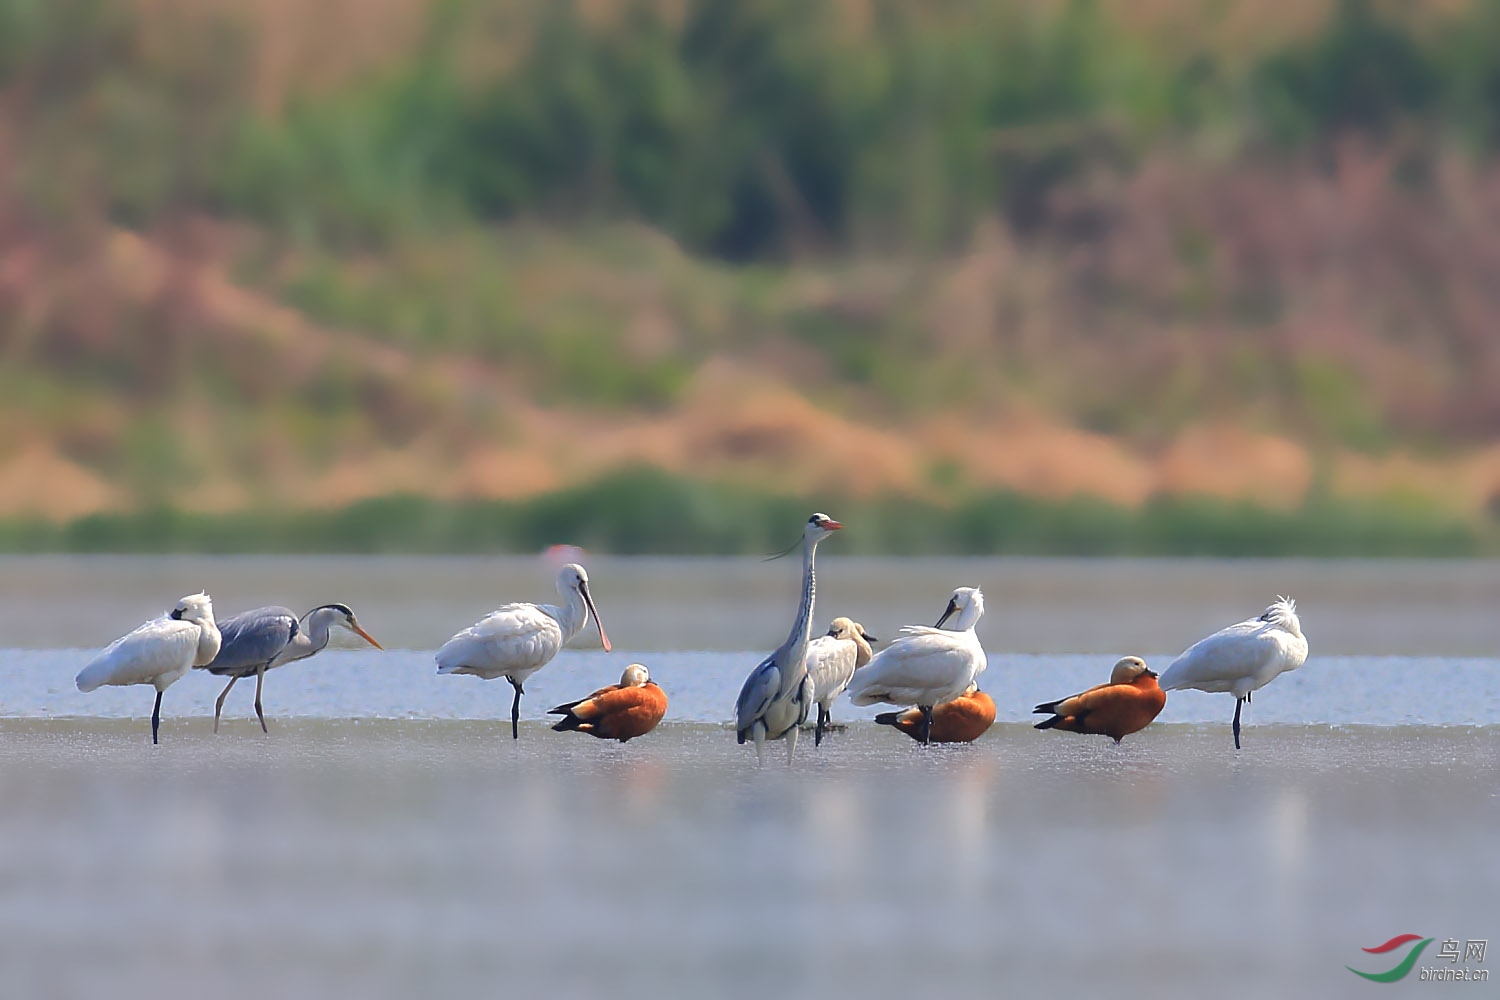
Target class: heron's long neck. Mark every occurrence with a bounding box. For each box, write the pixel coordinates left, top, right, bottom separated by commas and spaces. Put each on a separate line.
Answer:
302, 612, 335, 657
778, 536, 820, 679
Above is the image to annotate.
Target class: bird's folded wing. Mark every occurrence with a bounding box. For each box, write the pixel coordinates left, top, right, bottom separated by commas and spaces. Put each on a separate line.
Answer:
1159, 625, 1274, 688
79, 618, 198, 688
437, 606, 561, 671
735, 658, 780, 729
207, 609, 298, 672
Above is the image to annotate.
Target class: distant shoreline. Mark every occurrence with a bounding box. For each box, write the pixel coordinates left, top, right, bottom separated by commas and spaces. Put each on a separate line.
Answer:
0, 468, 1487, 557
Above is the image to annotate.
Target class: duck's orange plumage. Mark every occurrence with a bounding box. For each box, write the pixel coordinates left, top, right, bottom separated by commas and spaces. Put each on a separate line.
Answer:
875, 686, 995, 744
1033, 656, 1165, 743
549, 663, 667, 742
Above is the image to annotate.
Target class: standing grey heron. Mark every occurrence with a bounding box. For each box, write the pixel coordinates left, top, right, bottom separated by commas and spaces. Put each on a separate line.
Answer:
76, 593, 222, 745
1158, 597, 1308, 749
201, 603, 382, 733
436, 563, 611, 740
735, 513, 843, 766
806, 616, 876, 746
846, 587, 988, 745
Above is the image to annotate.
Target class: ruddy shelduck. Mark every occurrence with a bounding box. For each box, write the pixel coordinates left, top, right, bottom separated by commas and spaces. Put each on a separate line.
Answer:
874, 683, 995, 744
1033, 656, 1166, 743
549, 663, 667, 742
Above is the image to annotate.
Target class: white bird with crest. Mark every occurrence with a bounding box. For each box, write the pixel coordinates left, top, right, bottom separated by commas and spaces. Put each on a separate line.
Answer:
845, 587, 987, 745
1158, 596, 1308, 750
436, 563, 611, 739
806, 616, 876, 746
735, 513, 843, 766
76, 592, 223, 745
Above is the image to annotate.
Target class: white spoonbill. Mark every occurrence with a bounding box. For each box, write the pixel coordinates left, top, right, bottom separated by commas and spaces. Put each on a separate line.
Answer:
436, 563, 611, 739
735, 513, 843, 766
76, 592, 223, 745
845, 587, 987, 745
200, 603, 382, 734
806, 616, 876, 746
1157, 596, 1308, 750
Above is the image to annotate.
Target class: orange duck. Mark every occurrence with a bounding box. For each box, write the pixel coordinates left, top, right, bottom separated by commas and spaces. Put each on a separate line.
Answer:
1033, 656, 1165, 743
875, 684, 995, 744
549, 664, 667, 742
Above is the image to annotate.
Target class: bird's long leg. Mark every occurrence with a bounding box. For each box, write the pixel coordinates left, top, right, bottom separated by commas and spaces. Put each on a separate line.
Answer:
1232, 697, 1244, 750
920, 705, 934, 746
508, 678, 524, 740
753, 722, 766, 767
815, 706, 828, 747
151, 690, 163, 746
214, 675, 239, 734
253, 664, 268, 734
1246, 690, 1252, 705
786, 723, 799, 768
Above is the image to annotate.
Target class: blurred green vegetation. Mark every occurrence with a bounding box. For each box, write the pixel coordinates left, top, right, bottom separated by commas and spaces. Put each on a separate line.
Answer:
0, 467, 1484, 556
7, 0, 1500, 255
6, 0, 1500, 554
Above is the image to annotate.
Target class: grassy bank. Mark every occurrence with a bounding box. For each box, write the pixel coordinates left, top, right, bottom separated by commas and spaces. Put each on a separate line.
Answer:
0, 468, 1484, 557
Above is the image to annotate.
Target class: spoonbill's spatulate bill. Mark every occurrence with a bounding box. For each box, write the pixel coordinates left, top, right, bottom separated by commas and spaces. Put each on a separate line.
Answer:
436, 563, 611, 740
75, 592, 222, 745
1157, 597, 1308, 749
806, 617, 876, 746
548, 663, 668, 742
875, 683, 995, 744
846, 587, 988, 746
735, 513, 843, 766
1033, 656, 1166, 743
202, 603, 381, 734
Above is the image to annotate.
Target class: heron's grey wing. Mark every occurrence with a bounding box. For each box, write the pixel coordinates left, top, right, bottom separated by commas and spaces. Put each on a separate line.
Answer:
206, 607, 299, 674
735, 655, 781, 733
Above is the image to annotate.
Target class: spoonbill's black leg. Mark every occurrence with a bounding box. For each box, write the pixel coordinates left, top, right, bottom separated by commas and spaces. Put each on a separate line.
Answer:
1233, 696, 1244, 750
151, 690, 163, 745
508, 677, 524, 740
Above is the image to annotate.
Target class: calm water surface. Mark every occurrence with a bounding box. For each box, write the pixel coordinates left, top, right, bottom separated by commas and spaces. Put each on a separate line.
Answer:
0, 556, 1495, 998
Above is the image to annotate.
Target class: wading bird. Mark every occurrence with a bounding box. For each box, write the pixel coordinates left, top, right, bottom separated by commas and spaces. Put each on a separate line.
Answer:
875, 683, 995, 744
735, 513, 843, 766
549, 663, 667, 742
201, 603, 382, 734
846, 587, 987, 745
1157, 597, 1308, 750
1033, 656, 1166, 743
437, 563, 611, 740
75, 593, 222, 745
806, 617, 876, 746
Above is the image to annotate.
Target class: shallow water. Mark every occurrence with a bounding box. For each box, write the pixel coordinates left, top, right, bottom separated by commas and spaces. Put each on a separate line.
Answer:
0, 721, 1493, 1000
3, 556, 1498, 997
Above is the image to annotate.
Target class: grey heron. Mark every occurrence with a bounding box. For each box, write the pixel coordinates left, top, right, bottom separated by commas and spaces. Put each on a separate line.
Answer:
201, 603, 382, 733
735, 513, 843, 766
